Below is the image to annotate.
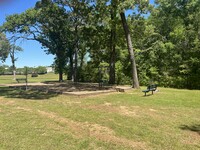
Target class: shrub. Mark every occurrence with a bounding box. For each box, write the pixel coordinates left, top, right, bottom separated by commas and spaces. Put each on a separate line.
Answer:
31, 73, 38, 77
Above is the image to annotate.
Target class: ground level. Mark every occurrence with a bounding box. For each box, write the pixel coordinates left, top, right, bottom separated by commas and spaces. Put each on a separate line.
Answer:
0, 86, 200, 150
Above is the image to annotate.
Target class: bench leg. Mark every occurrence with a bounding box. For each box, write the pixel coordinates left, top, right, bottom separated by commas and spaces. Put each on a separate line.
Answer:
144, 92, 147, 96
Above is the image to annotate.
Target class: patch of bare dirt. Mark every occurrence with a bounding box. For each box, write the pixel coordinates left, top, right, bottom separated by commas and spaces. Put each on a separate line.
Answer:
120, 106, 137, 117
104, 102, 112, 106
87, 104, 118, 114
37, 110, 147, 149
61, 100, 82, 106
87, 104, 139, 118
15, 106, 32, 112
181, 131, 200, 145
55, 82, 112, 92
149, 108, 158, 112
3, 103, 147, 149
7, 82, 118, 96
0, 100, 15, 106
38, 110, 86, 137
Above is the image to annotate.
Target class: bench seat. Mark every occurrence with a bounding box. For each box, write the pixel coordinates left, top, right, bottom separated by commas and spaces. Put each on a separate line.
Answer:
16, 78, 27, 83
142, 84, 157, 96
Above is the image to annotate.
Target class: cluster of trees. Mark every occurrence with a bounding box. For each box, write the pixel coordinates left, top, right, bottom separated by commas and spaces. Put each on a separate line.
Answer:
0, 65, 47, 75
0, 32, 23, 79
138, 0, 200, 89
1, 0, 200, 89
0, 33, 10, 62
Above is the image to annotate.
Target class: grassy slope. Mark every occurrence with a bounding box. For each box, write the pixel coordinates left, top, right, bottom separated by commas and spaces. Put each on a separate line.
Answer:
0, 87, 200, 150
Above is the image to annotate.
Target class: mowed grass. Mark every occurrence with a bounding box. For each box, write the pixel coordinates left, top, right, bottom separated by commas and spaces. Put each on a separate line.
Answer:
0, 87, 200, 150
0, 73, 61, 84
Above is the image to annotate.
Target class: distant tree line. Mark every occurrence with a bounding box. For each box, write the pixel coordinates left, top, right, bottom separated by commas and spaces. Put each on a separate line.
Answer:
1, 0, 200, 89
0, 65, 47, 75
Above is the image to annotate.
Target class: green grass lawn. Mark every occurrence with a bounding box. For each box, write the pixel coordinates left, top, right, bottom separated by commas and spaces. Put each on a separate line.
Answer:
0, 73, 61, 84
0, 87, 200, 150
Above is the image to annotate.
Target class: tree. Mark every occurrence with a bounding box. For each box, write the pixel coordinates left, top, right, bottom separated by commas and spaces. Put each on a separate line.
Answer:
9, 43, 23, 80
61, 0, 149, 87
142, 0, 200, 89
55, 0, 95, 82
93, 0, 149, 88
118, 0, 149, 88
0, 65, 9, 75
1, 0, 151, 87
35, 0, 70, 81
0, 33, 10, 62
109, 0, 117, 84
35, 66, 47, 74
2, 0, 70, 81
120, 12, 139, 88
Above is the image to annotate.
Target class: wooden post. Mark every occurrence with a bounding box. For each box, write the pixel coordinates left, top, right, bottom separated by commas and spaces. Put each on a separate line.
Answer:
25, 67, 28, 91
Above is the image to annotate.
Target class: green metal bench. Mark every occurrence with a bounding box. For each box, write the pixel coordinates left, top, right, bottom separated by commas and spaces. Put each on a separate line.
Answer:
16, 78, 27, 83
142, 84, 157, 96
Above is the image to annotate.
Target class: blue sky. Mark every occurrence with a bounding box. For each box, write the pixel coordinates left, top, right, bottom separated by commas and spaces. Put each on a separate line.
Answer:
0, 0, 54, 68
0, 0, 154, 68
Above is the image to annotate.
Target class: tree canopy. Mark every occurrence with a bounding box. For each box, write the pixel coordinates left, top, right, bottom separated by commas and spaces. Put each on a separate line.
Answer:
1, 0, 200, 89
0, 33, 10, 62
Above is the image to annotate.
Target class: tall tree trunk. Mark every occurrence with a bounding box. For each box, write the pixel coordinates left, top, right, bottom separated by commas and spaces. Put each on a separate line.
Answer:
80, 52, 84, 72
68, 50, 74, 80
58, 58, 63, 82
74, 48, 78, 82
12, 64, 16, 80
59, 69, 63, 82
79, 51, 85, 81
120, 12, 140, 89
74, 25, 78, 82
56, 51, 64, 82
13, 70, 16, 80
109, 1, 116, 84
109, 31, 116, 84
11, 49, 16, 80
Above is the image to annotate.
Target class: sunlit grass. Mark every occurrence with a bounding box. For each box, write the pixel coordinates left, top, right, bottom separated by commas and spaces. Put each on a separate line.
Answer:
0, 73, 63, 84
0, 87, 200, 149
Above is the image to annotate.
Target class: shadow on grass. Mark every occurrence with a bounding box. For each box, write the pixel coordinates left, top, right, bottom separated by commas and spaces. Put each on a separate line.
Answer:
180, 124, 200, 135
142, 95, 153, 97
42, 80, 60, 84
0, 87, 58, 100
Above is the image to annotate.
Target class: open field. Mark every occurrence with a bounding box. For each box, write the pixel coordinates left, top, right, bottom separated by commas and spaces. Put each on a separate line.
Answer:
0, 86, 200, 150
0, 73, 61, 84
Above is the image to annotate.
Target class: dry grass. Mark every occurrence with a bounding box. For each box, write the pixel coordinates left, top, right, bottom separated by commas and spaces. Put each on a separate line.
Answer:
0, 87, 200, 149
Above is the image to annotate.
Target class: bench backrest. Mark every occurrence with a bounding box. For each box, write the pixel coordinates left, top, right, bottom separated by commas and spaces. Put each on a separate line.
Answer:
16, 78, 27, 83
147, 84, 157, 90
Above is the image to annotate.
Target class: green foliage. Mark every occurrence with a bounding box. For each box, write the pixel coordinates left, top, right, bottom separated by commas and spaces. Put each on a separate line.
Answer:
0, 33, 10, 62
1, 0, 200, 89
0, 65, 10, 75
34, 66, 47, 74
31, 73, 39, 77
1, 1, 69, 81
115, 61, 131, 85
134, 0, 200, 89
